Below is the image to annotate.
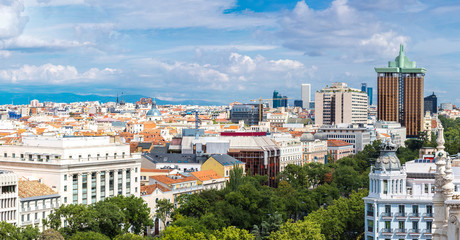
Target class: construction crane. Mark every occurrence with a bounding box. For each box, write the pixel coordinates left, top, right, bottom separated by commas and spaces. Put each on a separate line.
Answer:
250, 97, 290, 122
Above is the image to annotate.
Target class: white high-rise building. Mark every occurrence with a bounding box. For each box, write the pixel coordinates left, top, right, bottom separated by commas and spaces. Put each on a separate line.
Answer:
0, 136, 141, 206
315, 82, 368, 126
301, 84, 311, 109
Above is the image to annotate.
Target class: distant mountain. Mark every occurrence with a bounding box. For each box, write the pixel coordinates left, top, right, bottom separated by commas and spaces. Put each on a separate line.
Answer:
0, 92, 224, 106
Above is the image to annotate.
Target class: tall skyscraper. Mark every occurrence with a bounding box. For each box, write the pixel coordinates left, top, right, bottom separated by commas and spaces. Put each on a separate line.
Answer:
315, 82, 368, 126
375, 45, 425, 138
361, 83, 367, 93
272, 91, 287, 108
301, 84, 311, 109
424, 92, 437, 114
367, 87, 373, 105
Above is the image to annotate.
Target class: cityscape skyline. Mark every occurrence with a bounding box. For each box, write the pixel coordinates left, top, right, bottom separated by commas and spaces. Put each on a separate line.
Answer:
0, 0, 459, 105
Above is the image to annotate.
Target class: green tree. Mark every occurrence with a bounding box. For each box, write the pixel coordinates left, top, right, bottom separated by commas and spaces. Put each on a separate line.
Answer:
156, 199, 175, 229
21, 225, 40, 240
227, 164, 246, 192
268, 219, 324, 240
38, 228, 64, 240
114, 233, 145, 240
69, 231, 110, 240
213, 226, 254, 240
91, 200, 124, 238
46, 203, 98, 237
0, 221, 22, 240
105, 195, 153, 234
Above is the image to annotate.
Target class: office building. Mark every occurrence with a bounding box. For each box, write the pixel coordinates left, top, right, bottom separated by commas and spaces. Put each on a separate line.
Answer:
315, 82, 368, 126
440, 102, 453, 111
301, 84, 311, 109
0, 170, 18, 225
367, 87, 373, 105
273, 91, 287, 108
362, 83, 368, 93
424, 93, 437, 114
0, 136, 142, 205
375, 45, 425, 137
230, 104, 262, 126
226, 136, 280, 187
317, 124, 371, 153
294, 100, 303, 108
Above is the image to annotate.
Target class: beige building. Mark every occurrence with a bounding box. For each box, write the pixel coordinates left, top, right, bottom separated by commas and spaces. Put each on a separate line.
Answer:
315, 82, 368, 126
300, 133, 328, 164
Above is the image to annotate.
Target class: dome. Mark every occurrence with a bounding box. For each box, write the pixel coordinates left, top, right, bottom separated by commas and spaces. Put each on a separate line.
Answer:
314, 132, 327, 140
300, 132, 315, 141
375, 140, 401, 172
146, 108, 162, 117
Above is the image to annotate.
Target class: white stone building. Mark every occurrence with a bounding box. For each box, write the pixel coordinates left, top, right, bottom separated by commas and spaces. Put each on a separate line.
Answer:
364, 122, 460, 240
0, 136, 141, 206
0, 170, 18, 225
272, 137, 303, 172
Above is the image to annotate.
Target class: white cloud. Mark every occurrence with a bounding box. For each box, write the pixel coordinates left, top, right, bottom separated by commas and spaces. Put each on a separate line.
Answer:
2, 35, 93, 50
135, 52, 316, 92
278, 0, 408, 61
0, 0, 28, 40
82, 0, 274, 30
0, 64, 119, 84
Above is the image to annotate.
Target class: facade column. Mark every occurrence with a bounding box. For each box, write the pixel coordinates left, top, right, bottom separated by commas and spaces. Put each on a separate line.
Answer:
96, 171, 101, 202
105, 171, 110, 198
122, 168, 127, 196
77, 173, 82, 204
130, 168, 135, 196
87, 172, 92, 204
113, 170, 119, 196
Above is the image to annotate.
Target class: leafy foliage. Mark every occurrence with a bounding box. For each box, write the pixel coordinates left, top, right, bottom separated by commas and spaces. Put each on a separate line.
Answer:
46, 196, 152, 239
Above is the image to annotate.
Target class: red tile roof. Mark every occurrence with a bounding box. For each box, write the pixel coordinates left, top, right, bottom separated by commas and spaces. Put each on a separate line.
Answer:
190, 170, 223, 181
150, 175, 196, 185
140, 183, 171, 195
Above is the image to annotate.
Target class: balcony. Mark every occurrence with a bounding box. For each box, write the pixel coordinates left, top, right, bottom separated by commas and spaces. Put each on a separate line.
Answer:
395, 229, 406, 235
409, 213, 420, 219
381, 212, 392, 219
395, 212, 407, 219
423, 212, 434, 219
380, 228, 392, 235
408, 229, 421, 235
367, 211, 374, 217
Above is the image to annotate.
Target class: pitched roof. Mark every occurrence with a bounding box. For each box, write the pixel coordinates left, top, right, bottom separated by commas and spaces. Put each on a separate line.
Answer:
209, 154, 244, 166
150, 175, 197, 185
140, 184, 171, 195
141, 168, 172, 173
190, 170, 223, 181
18, 180, 58, 199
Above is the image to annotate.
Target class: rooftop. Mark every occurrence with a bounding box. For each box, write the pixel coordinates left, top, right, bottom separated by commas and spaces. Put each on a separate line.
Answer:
190, 170, 223, 181
18, 180, 58, 199
209, 154, 244, 166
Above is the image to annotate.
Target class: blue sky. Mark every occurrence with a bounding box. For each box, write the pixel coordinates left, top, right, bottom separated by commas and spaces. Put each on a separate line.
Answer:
0, 0, 459, 105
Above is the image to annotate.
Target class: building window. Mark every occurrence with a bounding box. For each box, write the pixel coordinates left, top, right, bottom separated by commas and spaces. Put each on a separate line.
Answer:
426, 221, 432, 233
64, 174, 67, 181
399, 205, 405, 216
398, 221, 404, 231
64, 197, 67, 203
425, 184, 429, 193
64, 186, 67, 192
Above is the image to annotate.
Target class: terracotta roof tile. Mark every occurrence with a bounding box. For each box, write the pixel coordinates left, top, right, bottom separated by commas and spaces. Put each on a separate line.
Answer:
140, 183, 171, 195
18, 180, 57, 199
327, 139, 353, 147
190, 170, 223, 181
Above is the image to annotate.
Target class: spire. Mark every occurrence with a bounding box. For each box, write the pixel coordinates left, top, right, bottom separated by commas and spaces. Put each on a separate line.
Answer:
436, 120, 446, 154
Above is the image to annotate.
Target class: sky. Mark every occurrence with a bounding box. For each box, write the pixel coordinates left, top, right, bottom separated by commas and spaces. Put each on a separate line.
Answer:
0, 0, 459, 105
